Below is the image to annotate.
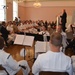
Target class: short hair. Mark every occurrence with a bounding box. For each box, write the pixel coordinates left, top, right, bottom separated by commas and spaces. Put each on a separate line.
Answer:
0, 36, 4, 49
43, 25, 47, 30
50, 31, 62, 46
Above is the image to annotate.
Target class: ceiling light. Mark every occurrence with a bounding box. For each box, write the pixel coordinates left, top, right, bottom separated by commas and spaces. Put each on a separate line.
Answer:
33, 0, 41, 8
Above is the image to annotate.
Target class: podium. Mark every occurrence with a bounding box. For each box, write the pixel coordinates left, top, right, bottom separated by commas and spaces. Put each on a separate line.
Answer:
14, 34, 34, 59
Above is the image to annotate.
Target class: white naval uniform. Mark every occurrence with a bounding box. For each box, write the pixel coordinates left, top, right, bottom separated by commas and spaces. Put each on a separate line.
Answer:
0, 49, 30, 75
61, 31, 68, 52
39, 31, 50, 36
32, 50, 73, 75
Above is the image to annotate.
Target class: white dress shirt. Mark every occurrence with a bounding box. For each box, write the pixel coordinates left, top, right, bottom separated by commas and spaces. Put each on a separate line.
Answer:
0, 49, 30, 75
39, 31, 50, 36
32, 50, 73, 75
61, 31, 68, 52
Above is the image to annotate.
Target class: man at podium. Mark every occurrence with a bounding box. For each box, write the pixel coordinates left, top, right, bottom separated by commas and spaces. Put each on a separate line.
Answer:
60, 9, 67, 32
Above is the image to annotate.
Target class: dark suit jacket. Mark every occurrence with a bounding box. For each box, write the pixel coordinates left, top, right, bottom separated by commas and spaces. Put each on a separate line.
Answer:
60, 12, 67, 24
0, 25, 9, 39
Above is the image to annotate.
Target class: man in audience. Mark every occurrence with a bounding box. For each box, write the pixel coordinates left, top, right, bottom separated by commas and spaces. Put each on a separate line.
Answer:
0, 21, 9, 46
0, 36, 30, 75
56, 25, 68, 52
32, 31, 73, 75
39, 25, 50, 36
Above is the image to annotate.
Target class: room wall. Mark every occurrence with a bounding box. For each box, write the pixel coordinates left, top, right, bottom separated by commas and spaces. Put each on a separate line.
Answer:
24, 6, 75, 22
18, 1, 75, 23
18, 6, 26, 21
6, 0, 75, 24
6, 0, 13, 22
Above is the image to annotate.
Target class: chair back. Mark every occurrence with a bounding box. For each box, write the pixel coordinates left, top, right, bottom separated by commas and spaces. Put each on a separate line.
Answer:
39, 71, 69, 75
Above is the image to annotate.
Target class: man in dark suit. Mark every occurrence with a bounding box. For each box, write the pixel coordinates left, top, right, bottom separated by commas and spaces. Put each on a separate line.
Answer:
60, 9, 67, 32
0, 22, 9, 46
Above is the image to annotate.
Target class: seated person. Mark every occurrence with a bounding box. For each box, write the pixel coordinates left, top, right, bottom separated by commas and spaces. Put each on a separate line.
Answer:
0, 22, 9, 46
56, 25, 68, 52
39, 25, 50, 42
66, 34, 75, 54
39, 25, 50, 36
0, 36, 30, 75
32, 31, 73, 75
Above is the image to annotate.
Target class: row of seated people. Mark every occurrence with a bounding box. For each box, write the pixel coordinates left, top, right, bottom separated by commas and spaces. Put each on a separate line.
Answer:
0, 31, 75, 75
0, 20, 51, 46
0, 20, 73, 54
0, 20, 72, 56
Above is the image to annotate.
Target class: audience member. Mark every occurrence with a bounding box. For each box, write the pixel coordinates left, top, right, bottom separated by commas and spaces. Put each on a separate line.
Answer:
56, 25, 68, 52
32, 31, 73, 75
39, 25, 50, 36
0, 22, 9, 46
18, 17, 21, 23
14, 17, 18, 25
0, 36, 30, 75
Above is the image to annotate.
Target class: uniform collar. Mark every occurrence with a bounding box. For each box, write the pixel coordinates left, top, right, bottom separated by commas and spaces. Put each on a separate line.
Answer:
47, 50, 61, 54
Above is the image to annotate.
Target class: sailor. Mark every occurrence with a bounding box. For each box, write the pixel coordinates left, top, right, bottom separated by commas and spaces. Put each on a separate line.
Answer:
0, 36, 30, 75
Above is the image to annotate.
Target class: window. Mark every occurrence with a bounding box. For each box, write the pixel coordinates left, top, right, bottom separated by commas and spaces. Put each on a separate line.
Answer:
13, 1, 18, 21
0, 0, 6, 21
